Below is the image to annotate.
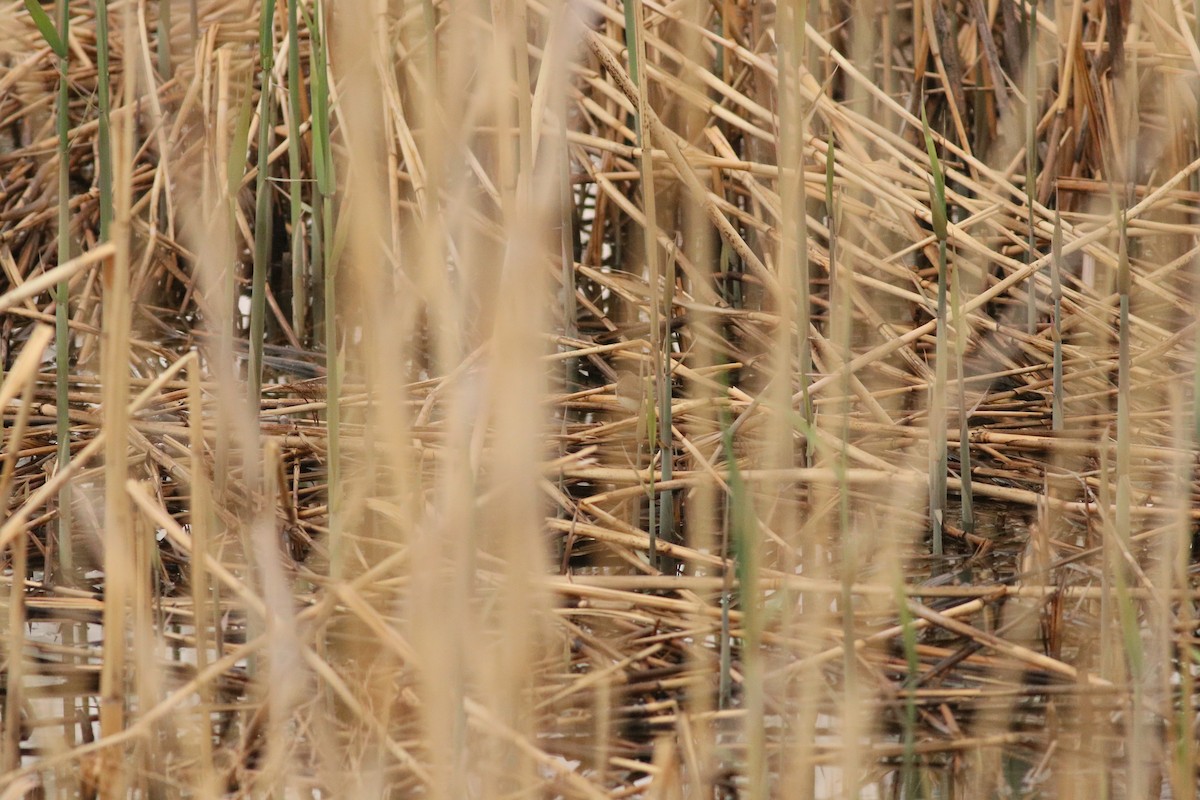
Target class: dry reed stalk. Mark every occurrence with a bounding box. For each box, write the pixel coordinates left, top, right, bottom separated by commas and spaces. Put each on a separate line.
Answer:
1, 0, 1200, 795
94, 5, 137, 792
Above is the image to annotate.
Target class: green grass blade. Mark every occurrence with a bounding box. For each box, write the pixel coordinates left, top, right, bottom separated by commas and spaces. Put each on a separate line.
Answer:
248, 0, 278, 399
920, 106, 947, 242
621, 0, 639, 89
921, 106, 949, 554
895, 580, 921, 797
24, 0, 67, 57
287, 0, 306, 341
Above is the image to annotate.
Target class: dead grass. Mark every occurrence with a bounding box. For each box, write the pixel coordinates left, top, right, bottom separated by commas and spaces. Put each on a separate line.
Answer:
1, 0, 1199, 796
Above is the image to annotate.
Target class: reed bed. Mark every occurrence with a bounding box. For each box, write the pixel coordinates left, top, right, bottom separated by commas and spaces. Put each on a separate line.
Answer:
1, 0, 1199, 796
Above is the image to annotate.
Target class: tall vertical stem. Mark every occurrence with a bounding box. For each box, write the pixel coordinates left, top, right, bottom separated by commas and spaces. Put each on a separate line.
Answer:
286, 0, 306, 341
54, 0, 73, 580
248, 0, 278, 401
1024, 0, 1039, 335
309, 0, 339, 576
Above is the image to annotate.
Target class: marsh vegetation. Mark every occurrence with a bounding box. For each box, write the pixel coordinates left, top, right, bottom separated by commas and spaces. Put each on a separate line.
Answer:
1, 0, 1199, 796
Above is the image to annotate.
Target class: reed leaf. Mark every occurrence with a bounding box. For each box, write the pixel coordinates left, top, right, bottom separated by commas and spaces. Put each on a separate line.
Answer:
23, 0, 65, 56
